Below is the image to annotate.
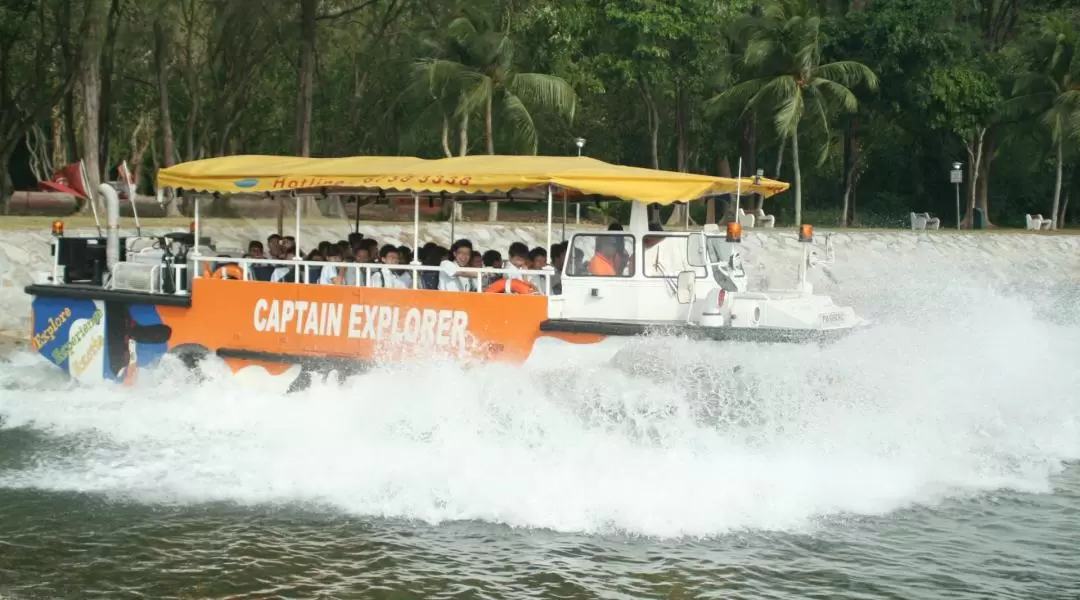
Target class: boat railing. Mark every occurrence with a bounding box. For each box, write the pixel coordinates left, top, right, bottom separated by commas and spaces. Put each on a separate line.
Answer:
189, 255, 554, 295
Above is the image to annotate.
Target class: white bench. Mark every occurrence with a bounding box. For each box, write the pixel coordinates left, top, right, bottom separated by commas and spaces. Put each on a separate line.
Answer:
755, 208, 775, 228
1025, 214, 1052, 230
910, 212, 940, 230
737, 208, 756, 228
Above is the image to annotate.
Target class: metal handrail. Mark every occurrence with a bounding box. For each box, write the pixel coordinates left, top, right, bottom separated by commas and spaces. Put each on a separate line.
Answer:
190, 255, 553, 295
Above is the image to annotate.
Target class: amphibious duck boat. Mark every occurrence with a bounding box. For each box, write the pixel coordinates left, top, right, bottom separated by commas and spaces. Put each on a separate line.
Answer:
25, 155, 863, 389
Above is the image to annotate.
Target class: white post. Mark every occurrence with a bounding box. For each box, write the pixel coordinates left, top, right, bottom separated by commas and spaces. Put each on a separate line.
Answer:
101, 184, 120, 272
561, 189, 567, 241
951, 162, 963, 230
545, 184, 553, 254
798, 244, 809, 292
412, 191, 420, 259
293, 191, 301, 255
192, 194, 200, 256
735, 157, 743, 217
450, 198, 456, 243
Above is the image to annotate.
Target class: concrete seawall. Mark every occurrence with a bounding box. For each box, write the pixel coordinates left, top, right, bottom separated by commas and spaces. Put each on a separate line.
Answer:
2, 222, 1078, 338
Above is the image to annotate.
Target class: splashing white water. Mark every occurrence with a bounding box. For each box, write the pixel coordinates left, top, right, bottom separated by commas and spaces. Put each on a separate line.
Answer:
0, 258, 1078, 538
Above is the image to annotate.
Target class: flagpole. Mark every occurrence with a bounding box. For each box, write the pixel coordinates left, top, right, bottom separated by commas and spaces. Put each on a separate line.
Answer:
122, 161, 142, 236
81, 160, 103, 236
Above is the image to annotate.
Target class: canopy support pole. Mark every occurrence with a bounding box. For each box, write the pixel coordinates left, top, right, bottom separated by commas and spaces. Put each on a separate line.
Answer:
450, 197, 456, 244
353, 195, 361, 233
561, 190, 567, 241
412, 191, 420, 259
545, 185, 554, 256
192, 193, 200, 260
293, 191, 301, 255
734, 157, 743, 218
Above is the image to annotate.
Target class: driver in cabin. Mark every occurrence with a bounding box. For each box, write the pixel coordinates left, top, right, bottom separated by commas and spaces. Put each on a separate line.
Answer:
440, 239, 478, 291
588, 237, 619, 276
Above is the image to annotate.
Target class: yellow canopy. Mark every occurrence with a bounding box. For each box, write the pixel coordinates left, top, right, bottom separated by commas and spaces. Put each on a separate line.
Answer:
156, 154, 789, 204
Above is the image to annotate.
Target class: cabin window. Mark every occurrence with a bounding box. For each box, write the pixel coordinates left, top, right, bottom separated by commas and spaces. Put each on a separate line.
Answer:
641, 234, 707, 278
565, 234, 635, 277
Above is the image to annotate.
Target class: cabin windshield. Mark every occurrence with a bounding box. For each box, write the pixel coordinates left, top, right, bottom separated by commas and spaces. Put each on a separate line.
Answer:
704, 235, 743, 290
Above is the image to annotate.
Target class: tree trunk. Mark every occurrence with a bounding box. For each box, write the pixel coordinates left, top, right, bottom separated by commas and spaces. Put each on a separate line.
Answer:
638, 79, 660, 224
977, 131, 994, 227
485, 92, 497, 221
51, 104, 65, 170
1051, 133, 1063, 230
484, 90, 494, 155
63, 91, 79, 164
295, 0, 318, 218
638, 79, 660, 169
440, 114, 451, 157
792, 124, 802, 227
839, 115, 859, 227
667, 80, 691, 227
0, 150, 13, 215
295, 0, 316, 158
98, 0, 121, 180
458, 112, 469, 156
741, 111, 759, 210
80, 45, 104, 216
154, 19, 175, 169
960, 127, 987, 227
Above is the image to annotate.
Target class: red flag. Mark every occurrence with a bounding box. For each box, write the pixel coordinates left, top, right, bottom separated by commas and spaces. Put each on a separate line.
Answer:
40, 160, 91, 200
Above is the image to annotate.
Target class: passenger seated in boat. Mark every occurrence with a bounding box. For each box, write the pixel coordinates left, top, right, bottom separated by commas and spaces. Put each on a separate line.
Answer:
482, 249, 503, 288
470, 250, 483, 268
246, 241, 265, 259
550, 242, 567, 294
505, 242, 529, 281
419, 247, 443, 290
282, 236, 297, 256
440, 239, 478, 291
318, 245, 345, 285
303, 248, 325, 283
588, 237, 619, 276
370, 244, 409, 288
397, 245, 415, 288
267, 234, 283, 259
271, 250, 297, 282
528, 246, 548, 292
359, 239, 379, 263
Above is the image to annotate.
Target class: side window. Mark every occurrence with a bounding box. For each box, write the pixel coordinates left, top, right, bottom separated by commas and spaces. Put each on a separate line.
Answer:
642, 234, 707, 278
566, 234, 635, 277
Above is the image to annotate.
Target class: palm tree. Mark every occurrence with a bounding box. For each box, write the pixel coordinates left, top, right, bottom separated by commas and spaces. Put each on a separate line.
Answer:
1002, 18, 1080, 229
411, 10, 578, 221
706, 0, 877, 226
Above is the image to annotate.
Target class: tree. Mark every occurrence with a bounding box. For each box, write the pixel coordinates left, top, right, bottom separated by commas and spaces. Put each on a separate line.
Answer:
1002, 16, 1080, 229
708, 0, 878, 226
413, 6, 577, 221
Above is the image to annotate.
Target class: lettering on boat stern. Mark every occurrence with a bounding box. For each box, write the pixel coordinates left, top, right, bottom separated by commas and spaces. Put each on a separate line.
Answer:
821, 311, 845, 325
252, 299, 470, 349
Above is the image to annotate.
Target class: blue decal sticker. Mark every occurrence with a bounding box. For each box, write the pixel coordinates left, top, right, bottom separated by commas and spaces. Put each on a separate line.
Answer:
31, 297, 102, 374
233, 178, 258, 188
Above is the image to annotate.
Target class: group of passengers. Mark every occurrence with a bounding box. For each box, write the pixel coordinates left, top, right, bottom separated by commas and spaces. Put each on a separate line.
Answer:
233, 232, 568, 294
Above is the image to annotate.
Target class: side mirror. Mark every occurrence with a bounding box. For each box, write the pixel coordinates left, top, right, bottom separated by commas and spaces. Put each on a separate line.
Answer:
676, 270, 696, 304
686, 233, 705, 267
